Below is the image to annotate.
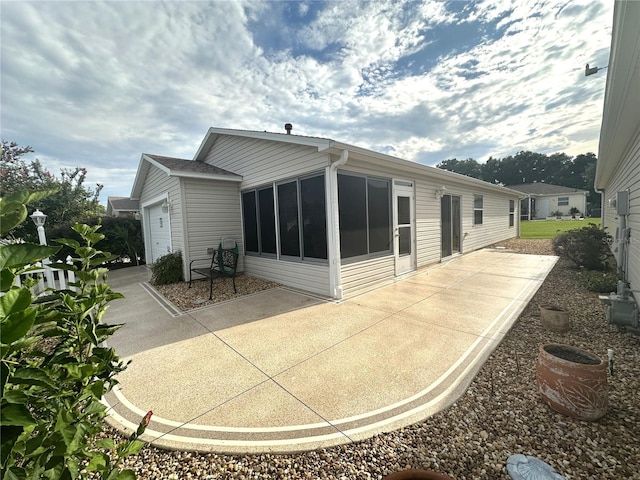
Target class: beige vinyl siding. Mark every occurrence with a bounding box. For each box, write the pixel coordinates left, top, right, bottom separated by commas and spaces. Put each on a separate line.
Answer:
463, 188, 519, 252
244, 256, 330, 296
203, 136, 329, 188
415, 178, 445, 267
336, 159, 519, 267
182, 178, 243, 278
602, 129, 640, 294
340, 255, 395, 297
539, 193, 586, 218
140, 166, 184, 256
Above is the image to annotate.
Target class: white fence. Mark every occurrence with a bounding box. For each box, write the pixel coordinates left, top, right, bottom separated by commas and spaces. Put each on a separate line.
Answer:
4, 262, 77, 298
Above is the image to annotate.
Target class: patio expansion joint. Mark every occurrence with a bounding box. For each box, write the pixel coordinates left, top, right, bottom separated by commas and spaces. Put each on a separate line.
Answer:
175, 309, 359, 445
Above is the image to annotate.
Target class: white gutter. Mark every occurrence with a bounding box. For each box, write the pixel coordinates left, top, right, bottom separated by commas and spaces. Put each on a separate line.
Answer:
327, 149, 348, 300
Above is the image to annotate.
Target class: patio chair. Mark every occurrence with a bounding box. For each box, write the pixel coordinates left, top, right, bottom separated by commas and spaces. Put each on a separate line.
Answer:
188, 238, 239, 300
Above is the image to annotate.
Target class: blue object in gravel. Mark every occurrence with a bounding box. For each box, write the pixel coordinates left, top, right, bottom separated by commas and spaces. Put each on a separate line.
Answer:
506, 454, 566, 480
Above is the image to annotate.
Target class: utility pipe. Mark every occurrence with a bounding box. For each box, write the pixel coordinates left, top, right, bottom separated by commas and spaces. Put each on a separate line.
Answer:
327, 149, 349, 299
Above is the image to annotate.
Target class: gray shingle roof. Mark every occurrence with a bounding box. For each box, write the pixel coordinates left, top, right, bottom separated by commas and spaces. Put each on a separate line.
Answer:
505, 183, 588, 195
145, 154, 238, 176
108, 196, 139, 211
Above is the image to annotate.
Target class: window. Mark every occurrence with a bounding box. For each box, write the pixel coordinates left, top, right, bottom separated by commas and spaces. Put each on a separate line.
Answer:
473, 194, 484, 225
338, 173, 391, 260
277, 181, 300, 257
509, 199, 515, 227
241, 191, 258, 252
558, 196, 569, 206
300, 175, 327, 259
242, 173, 327, 260
241, 187, 276, 255
258, 187, 277, 254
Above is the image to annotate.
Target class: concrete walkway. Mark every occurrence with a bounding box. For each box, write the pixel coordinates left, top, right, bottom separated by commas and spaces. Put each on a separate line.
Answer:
102, 249, 557, 454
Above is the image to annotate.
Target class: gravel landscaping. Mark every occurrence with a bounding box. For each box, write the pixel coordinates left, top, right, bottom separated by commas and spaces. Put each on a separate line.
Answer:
112, 239, 640, 479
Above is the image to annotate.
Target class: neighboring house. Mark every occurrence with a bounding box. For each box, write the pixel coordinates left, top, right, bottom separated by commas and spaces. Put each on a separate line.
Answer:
130, 127, 521, 299
595, 1, 640, 296
506, 183, 588, 220
106, 196, 140, 217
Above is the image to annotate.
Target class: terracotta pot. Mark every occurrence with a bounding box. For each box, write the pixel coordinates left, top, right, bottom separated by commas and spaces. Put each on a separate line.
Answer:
539, 304, 570, 332
383, 470, 455, 480
536, 343, 608, 420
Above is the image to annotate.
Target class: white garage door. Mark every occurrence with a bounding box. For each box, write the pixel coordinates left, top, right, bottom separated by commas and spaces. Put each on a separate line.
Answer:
148, 203, 171, 263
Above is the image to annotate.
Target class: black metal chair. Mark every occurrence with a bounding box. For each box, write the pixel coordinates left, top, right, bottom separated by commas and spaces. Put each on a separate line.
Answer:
188, 238, 239, 300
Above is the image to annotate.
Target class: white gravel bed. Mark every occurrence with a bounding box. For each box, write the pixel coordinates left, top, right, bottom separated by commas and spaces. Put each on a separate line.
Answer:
111, 239, 640, 479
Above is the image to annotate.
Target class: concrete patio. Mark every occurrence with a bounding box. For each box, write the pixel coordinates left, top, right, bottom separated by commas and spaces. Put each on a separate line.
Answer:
102, 248, 557, 454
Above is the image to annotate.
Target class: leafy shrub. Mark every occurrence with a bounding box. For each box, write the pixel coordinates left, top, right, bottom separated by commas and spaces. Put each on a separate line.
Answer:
48, 215, 145, 267
151, 250, 184, 285
577, 269, 619, 293
1, 190, 148, 479
552, 223, 612, 271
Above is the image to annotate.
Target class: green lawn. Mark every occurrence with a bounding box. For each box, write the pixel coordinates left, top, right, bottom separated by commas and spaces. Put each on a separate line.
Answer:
520, 218, 601, 239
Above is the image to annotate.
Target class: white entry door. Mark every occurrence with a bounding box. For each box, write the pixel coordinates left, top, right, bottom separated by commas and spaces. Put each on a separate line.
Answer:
393, 181, 415, 275
148, 203, 171, 262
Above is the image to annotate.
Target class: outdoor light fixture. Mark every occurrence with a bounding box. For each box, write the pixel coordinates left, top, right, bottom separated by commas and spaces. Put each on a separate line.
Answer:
585, 63, 607, 77
161, 200, 171, 213
134, 211, 141, 221
436, 185, 447, 199
30, 209, 48, 247
30, 209, 47, 227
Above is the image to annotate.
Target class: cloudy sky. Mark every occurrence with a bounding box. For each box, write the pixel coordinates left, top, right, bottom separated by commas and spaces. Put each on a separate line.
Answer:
1, 0, 613, 204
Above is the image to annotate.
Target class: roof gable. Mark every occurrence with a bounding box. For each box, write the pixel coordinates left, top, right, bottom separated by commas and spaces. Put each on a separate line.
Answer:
130, 154, 242, 199
193, 127, 335, 162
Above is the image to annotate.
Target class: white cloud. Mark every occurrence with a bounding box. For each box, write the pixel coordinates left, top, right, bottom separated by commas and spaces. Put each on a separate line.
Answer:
0, 0, 613, 202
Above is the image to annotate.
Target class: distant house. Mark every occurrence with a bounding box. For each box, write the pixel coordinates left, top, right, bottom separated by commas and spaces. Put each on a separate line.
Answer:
595, 1, 640, 294
106, 196, 140, 217
506, 183, 588, 220
130, 127, 521, 299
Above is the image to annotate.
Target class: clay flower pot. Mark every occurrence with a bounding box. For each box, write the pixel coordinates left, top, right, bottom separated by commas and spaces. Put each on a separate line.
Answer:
539, 304, 570, 332
536, 343, 608, 420
383, 470, 455, 480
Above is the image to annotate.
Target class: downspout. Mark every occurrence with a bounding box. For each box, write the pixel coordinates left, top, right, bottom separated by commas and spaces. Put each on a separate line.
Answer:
327, 149, 349, 300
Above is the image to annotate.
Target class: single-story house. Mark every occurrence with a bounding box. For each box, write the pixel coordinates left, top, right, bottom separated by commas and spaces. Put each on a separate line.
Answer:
596, 0, 640, 295
106, 196, 140, 217
506, 183, 588, 220
130, 127, 522, 299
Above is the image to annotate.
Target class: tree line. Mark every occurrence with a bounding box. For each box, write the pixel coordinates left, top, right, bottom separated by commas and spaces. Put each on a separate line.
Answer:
436, 151, 600, 210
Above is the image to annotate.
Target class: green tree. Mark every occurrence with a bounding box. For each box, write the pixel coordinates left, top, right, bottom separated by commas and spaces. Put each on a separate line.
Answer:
1, 140, 105, 242
437, 150, 601, 213
436, 158, 482, 179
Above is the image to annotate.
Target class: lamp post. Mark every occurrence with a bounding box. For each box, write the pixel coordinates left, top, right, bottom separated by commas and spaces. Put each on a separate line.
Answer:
30, 209, 48, 245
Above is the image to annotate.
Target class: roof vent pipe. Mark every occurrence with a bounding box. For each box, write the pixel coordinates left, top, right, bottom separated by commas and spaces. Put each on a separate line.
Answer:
284, 123, 293, 134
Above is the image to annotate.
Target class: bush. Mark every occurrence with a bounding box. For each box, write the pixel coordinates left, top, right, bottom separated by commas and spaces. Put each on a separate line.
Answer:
552, 223, 612, 271
151, 250, 184, 285
577, 269, 619, 293
1, 190, 149, 479
48, 215, 145, 267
